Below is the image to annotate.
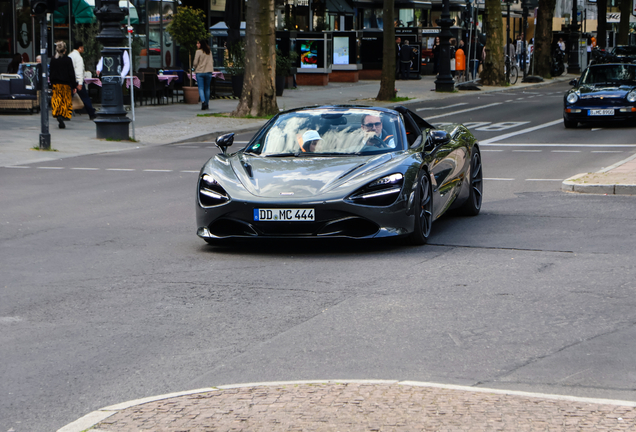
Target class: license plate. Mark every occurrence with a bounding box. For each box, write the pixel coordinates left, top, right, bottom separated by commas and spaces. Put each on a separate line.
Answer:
254, 208, 315, 222
589, 109, 614, 116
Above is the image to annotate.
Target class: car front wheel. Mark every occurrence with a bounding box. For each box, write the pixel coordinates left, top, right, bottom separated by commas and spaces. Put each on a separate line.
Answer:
406, 171, 433, 245
563, 116, 578, 129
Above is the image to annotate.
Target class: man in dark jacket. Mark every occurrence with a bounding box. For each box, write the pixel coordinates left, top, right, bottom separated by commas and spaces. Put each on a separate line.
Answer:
399, 39, 415, 80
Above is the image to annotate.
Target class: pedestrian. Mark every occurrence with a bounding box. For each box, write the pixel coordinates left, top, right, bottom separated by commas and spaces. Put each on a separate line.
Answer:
504, 37, 516, 63
557, 37, 566, 52
455, 41, 466, 81
449, 38, 457, 77
399, 39, 414, 80
68, 40, 96, 120
6, 54, 21, 74
49, 41, 77, 129
193, 39, 214, 110
96, 50, 130, 79
432, 36, 441, 74
515, 34, 523, 67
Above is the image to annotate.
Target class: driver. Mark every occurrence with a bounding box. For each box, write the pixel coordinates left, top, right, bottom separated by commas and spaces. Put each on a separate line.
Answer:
361, 114, 395, 149
301, 130, 322, 152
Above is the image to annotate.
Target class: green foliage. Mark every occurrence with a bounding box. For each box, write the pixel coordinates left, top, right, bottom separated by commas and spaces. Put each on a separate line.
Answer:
275, 49, 297, 76
72, 22, 101, 74
166, 6, 208, 71
224, 41, 245, 76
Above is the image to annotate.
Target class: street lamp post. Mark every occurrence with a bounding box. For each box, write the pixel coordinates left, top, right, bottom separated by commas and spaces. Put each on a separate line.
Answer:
435, 0, 455, 92
94, 0, 131, 140
568, 0, 581, 74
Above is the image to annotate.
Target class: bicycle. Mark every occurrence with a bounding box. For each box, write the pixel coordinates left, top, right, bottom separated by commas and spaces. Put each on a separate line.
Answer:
505, 55, 519, 85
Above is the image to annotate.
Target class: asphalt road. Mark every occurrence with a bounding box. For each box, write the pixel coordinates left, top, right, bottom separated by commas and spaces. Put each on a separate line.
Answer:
1, 81, 636, 432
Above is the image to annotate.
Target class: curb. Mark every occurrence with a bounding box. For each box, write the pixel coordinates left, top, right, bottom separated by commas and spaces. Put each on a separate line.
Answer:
562, 152, 636, 195
56, 379, 636, 432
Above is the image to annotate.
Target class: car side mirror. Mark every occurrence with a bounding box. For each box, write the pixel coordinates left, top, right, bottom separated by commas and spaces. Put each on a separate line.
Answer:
569, 79, 578, 86
215, 133, 234, 154
429, 130, 451, 147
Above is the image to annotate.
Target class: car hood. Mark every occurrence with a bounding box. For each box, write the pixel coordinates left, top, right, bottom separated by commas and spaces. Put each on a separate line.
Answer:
578, 85, 633, 99
229, 153, 395, 198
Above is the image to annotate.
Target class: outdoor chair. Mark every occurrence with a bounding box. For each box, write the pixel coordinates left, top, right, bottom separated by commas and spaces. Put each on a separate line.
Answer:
140, 72, 166, 105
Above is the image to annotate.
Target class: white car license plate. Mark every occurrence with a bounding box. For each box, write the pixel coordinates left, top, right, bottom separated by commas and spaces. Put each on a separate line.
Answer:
254, 208, 315, 222
589, 109, 614, 116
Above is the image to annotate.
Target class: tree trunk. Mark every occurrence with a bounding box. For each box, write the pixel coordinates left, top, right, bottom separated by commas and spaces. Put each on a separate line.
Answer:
597, 0, 607, 49
232, 0, 278, 117
376, 0, 395, 101
533, 0, 557, 78
617, 0, 630, 45
481, 0, 504, 86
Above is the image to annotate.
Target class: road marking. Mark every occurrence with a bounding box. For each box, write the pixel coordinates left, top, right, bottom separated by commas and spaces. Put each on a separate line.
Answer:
474, 121, 530, 132
416, 103, 469, 112
5, 166, 30, 168
479, 119, 563, 144
143, 169, 173, 172
37, 166, 64, 169
180, 170, 199, 173
526, 179, 564, 181
482, 149, 504, 152
106, 168, 135, 171
485, 178, 515, 181
551, 150, 581, 153
71, 167, 99, 170
591, 150, 624, 153
591, 128, 603, 131
512, 149, 542, 152
505, 100, 513, 102
426, 103, 503, 119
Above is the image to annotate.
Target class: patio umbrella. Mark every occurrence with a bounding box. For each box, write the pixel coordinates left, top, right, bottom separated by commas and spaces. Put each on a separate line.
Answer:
53, 0, 96, 24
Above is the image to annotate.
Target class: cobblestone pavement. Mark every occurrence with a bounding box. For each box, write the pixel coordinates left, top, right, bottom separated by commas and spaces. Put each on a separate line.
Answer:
90, 382, 636, 432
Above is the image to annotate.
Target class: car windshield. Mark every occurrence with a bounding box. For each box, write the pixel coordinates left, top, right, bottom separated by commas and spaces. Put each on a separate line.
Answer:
244, 108, 404, 156
580, 65, 636, 85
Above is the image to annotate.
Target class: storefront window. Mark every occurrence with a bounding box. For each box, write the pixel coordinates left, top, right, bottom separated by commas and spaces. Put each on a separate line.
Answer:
161, 1, 174, 68
397, 9, 414, 27
362, 8, 383, 29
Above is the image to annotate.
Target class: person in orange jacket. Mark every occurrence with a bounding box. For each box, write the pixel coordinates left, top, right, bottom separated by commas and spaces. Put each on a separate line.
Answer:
455, 41, 466, 81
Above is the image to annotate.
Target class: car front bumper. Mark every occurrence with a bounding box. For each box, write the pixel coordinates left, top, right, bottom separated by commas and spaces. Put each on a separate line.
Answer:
564, 105, 636, 123
196, 196, 416, 241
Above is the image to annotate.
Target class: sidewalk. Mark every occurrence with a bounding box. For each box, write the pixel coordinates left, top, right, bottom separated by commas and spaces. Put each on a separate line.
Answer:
60, 380, 636, 431
2, 74, 570, 168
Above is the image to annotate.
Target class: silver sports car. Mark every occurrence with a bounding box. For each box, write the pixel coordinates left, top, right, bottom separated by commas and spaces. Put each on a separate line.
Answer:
196, 105, 482, 245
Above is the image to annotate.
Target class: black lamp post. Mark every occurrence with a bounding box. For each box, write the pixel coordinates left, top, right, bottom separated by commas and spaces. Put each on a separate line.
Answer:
435, 0, 455, 92
94, 0, 131, 140
568, 0, 581, 74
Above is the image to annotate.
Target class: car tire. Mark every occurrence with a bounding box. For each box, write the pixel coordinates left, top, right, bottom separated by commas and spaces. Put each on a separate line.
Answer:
563, 117, 578, 128
458, 147, 483, 216
406, 171, 433, 246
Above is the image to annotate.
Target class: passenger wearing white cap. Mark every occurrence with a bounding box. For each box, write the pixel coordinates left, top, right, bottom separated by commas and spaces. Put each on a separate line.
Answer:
301, 130, 322, 152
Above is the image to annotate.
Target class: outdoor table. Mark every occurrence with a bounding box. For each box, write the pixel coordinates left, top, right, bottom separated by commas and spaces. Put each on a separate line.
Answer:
157, 74, 179, 85
86, 76, 141, 89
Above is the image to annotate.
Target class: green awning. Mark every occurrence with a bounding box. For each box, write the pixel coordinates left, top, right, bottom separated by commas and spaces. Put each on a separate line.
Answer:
53, 0, 96, 24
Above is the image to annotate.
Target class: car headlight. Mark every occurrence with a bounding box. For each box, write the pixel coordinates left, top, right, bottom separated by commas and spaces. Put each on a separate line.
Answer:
199, 174, 230, 207
627, 91, 636, 103
347, 173, 404, 206
566, 92, 579, 104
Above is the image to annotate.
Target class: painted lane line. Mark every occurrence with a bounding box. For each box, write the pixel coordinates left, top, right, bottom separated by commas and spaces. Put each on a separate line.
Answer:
526, 179, 564, 181
416, 103, 469, 112
591, 128, 603, 131
591, 150, 624, 153
5, 166, 30, 168
180, 170, 200, 173
143, 169, 173, 172
426, 103, 503, 119
106, 168, 135, 171
505, 100, 513, 102
71, 168, 100, 170
37, 166, 64, 169
479, 119, 563, 144
482, 149, 504, 152
552, 150, 581, 153
485, 178, 515, 181
512, 149, 542, 152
